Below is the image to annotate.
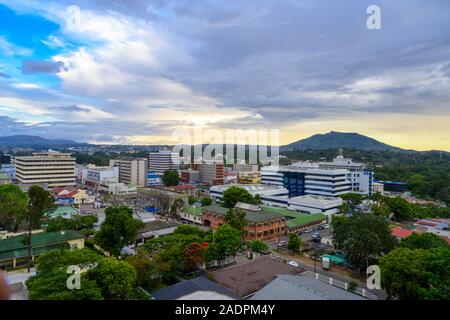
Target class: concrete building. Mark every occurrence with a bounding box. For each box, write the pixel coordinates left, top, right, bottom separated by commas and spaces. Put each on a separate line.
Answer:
233, 163, 259, 172
201, 204, 287, 241
14, 151, 76, 187
373, 182, 384, 194
149, 151, 180, 175
199, 162, 224, 185
53, 186, 94, 205
261, 165, 351, 198
0, 172, 11, 185
180, 169, 200, 184
304, 168, 351, 197
83, 165, 119, 190
111, 157, 148, 186
238, 171, 261, 184
318, 154, 374, 195
287, 195, 343, 216
0, 163, 15, 180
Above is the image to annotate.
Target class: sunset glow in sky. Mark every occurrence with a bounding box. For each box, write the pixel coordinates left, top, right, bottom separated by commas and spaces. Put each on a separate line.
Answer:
0, 1, 449, 150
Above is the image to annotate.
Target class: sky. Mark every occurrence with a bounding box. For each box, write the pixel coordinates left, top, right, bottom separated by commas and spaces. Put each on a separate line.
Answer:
0, 0, 449, 150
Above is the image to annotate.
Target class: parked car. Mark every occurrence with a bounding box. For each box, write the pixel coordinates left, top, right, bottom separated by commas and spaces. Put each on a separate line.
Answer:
312, 233, 322, 243
288, 260, 299, 267
317, 225, 325, 231
277, 240, 287, 247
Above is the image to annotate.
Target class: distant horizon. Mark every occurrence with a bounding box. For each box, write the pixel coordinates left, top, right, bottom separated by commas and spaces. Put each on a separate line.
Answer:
1, 131, 449, 152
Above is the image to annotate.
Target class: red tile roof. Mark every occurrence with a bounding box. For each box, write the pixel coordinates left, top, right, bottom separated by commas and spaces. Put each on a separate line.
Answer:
391, 227, 414, 239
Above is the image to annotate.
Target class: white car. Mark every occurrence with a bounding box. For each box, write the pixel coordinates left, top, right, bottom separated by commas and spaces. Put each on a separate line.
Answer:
288, 261, 299, 267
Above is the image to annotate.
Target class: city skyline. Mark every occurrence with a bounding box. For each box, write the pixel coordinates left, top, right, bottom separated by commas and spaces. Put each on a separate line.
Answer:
0, 1, 450, 151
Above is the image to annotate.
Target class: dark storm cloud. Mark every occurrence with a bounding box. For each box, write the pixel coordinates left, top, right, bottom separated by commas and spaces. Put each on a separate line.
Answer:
22, 60, 67, 74
0, 72, 10, 78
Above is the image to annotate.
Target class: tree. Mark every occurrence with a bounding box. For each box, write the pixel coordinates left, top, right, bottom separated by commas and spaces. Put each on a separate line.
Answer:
188, 195, 197, 205
371, 201, 391, 218
385, 197, 413, 221
183, 242, 206, 272
333, 212, 397, 273
26, 186, 56, 271
224, 208, 247, 233
380, 246, 450, 300
46, 215, 98, 236
200, 197, 212, 206
0, 184, 28, 232
94, 206, 144, 256
253, 194, 262, 205
400, 233, 448, 250
161, 170, 180, 186
88, 258, 137, 299
222, 186, 254, 208
206, 224, 242, 261
436, 186, 450, 206
341, 193, 364, 209
26, 248, 105, 300
250, 240, 268, 253
287, 233, 301, 253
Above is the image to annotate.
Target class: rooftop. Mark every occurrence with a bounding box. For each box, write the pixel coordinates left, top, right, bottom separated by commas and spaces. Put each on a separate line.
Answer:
151, 276, 239, 300
0, 230, 83, 261
250, 273, 366, 300
208, 256, 301, 298
202, 205, 284, 223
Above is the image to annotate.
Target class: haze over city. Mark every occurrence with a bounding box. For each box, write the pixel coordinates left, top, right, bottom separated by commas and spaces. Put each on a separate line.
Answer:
0, 0, 449, 150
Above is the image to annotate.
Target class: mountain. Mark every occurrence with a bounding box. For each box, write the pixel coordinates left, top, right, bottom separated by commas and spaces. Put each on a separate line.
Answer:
281, 131, 406, 152
0, 135, 81, 147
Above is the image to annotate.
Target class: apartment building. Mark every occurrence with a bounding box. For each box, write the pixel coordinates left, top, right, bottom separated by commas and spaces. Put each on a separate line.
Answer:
180, 169, 200, 184
83, 165, 119, 190
261, 165, 351, 198
199, 162, 224, 185
111, 157, 148, 186
14, 151, 76, 187
318, 154, 374, 195
149, 151, 180, 175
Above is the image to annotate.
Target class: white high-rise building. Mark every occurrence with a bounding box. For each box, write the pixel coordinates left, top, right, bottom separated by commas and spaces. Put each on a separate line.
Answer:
110, 157, 148, 186
15, 151, 76, 187
148, 151, 180, 175
318, 153, 374, 195
304, 168, 351, 197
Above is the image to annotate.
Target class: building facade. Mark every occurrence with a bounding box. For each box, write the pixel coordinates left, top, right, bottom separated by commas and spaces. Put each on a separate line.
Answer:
149, 151, 180, 175
111, 157, 148, 186
201, 205, 287, 241
14, 151, 76, 187
199, 162, 224, 185
318, 154, 374, 195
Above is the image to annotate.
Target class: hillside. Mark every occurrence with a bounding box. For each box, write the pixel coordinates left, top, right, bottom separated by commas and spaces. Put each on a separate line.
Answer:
281, 131, 405, 151
0, 135, 80, 147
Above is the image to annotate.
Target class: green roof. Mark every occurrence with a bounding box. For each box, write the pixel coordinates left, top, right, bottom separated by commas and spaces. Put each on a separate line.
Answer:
0, 230, 83, 262
202, 205, 284, 223
262, 207, 326, 228
44, 206, 78, 219
185, 206, 203, 216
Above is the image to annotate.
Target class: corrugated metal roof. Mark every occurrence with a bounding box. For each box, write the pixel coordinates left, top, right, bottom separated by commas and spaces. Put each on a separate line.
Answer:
251, 274, 366, 300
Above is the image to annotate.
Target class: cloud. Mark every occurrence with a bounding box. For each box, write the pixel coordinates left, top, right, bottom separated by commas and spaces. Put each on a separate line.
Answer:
0, 72, 10, 78
22, 60, 67, 74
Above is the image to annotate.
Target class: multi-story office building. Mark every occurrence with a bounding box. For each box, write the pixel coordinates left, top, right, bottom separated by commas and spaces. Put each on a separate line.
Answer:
14, 151, 76, 187
111, 157, 148, 186
261, 165, 351, 198
180, 169, 200, 184
318, 154, 374, 195
148, 151, 180, 175
83, 165, 119, 190
199, 162, 224, 185
304, 168, 351, 197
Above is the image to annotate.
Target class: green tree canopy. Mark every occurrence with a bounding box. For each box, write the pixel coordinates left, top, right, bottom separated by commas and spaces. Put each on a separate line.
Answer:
250, 240, 268, 253
399, 233, 448, 250
161, 170, 180, 186
287, 233, 302, 253
206, 224, 242, 261
332, 212, 397, 273
222, 186, 254, 208
384, 197, 413, 221
0, 184, 28, 232
94, 206, 144, 256
224, 208, 247, 233
88, 258, 137, 299
200, 197, 212, 206
380, 246, 450, 300
46, 215, 98, 236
